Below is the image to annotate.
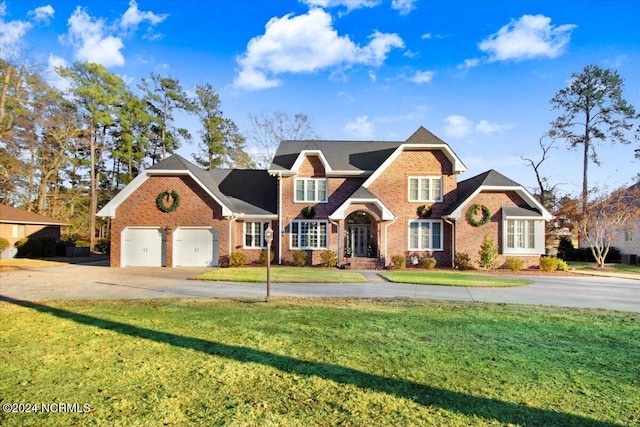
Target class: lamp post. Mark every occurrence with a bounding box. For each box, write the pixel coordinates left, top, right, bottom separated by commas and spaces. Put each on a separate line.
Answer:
265, 225, 273, 302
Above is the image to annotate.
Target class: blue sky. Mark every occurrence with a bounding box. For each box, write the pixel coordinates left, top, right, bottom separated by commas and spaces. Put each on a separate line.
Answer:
2, 0, 639, 196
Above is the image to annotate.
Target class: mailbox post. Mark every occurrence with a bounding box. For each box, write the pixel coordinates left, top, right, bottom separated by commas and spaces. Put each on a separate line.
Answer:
265, 225, 273, 302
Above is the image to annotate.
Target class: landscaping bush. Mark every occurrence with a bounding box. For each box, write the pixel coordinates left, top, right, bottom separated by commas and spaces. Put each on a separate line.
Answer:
258, 248, 275, 265
505, 257, 524, 271
540, 256, 560, 272
229, 252, 247, 267
292, 250, 308, 267
478, 234, 499, 270
15, 237, 56, 257
96, 238, 111, 254
556, 237, 574, 260
390, 254, 406, 269
320, 250, 337, 267
557, 259, 570, 271
454, 252, 473, 270
0, 237, 9, 252
421, 257, 437, 269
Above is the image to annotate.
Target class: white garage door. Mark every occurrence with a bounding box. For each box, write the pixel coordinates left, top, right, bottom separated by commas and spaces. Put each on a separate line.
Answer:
122, 228, 165, 267
173, 227, 218, 267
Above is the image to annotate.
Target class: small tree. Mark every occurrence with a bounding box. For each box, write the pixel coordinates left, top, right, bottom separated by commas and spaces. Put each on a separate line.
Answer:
580, 185, 640, 268
478, 234, 499, 270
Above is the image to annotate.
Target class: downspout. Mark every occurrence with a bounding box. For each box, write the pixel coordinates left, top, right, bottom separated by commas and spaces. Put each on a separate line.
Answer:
277, 172, 283, 264
444, 217, 455, 267
227, 214, 238, 257
383, 217, 397, 267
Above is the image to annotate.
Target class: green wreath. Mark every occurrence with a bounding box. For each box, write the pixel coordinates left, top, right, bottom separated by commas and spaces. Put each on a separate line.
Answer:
156, 190, 180, 213
416, 205, 432, 218
467, 204, 490, 226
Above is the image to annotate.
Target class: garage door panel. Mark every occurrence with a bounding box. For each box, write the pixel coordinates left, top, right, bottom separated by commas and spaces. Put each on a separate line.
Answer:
122, 228, 165, 267
173, 227, 219, 267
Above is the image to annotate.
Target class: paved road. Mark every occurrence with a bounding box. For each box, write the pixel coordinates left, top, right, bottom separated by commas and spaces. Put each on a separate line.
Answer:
1, 262, 639, 312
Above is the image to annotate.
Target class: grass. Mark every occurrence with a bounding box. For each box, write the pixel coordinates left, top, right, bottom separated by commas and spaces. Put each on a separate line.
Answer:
1, 298, 638, 426
380, 270, 531, 287
196, 266, 367, 283
0, 258, 67, 272
568, 261, 640, 275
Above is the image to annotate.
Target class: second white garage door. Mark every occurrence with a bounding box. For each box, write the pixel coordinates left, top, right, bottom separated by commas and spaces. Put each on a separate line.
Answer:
173, 227, 219, 267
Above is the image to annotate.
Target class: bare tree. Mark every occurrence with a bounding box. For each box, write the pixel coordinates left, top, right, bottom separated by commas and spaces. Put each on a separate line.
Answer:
521, 134, 560, 209
247, 111, 318, 168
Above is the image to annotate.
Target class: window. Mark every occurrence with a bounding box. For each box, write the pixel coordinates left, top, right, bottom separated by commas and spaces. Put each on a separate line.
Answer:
290, 221, 328, 249
505, 219, 539, 252
244, 222, 269, 248
295, 178, 327, 202
408, 177, 442, 202
624, 228, 633, 242
12, 225, 25, 238
408, 220, 442, 251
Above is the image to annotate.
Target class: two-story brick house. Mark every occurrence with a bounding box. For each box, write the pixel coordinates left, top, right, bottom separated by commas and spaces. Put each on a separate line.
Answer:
98, 127, 552, 268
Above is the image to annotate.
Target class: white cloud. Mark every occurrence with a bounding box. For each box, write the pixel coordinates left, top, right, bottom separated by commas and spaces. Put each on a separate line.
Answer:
408, 70, 435, 84
476, 119, 511, 134
301, 0, 380, 14
344, 115, 374, 138
46, 53, 70, 91
28, 5, 54, 23
63, 6, 125, 67
234, 9, 403, 90
0, 2, 32, 58
443, 115, 473, 138
478, 14, 576, 62
120, 0, 167, 39
391, 0, 417, 15
368, 70, 377, 82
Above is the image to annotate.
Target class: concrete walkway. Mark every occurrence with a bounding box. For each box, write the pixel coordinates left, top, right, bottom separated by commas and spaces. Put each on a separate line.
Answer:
1, 262, 639, 312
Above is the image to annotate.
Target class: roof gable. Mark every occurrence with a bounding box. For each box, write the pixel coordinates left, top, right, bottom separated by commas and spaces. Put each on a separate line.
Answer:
443, 169, 552, 220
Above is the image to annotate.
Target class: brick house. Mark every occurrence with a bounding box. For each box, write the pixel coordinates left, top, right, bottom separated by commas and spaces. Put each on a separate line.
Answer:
0, 204, 69, 258
98, 127, 552, 268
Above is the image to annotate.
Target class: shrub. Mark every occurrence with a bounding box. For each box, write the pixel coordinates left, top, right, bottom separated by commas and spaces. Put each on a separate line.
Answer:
556, 237, 574, 260
258, 249, 275, 266
478, 234, 499, 270
229, 252, 247, 267
320, 250, 337, 267
454, 252, 473, 270
421, 257, 437, 269
505, 257, 524, 271
540, 256, 560, 272
557, 259, 570, 272
390, 254, 406, 269
292, 250, 308, 267
0, 237, 9, 252
96, 239, 111, 254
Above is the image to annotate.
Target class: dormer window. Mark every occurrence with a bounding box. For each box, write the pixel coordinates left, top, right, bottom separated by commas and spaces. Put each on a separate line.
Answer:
408, 177, 442, 202
295, 178, 327, 203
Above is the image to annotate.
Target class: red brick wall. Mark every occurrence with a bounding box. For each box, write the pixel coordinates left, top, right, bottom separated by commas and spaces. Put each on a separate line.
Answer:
368, 150, 457, 267
110, 175, 228, 267
454, 191, 540, 268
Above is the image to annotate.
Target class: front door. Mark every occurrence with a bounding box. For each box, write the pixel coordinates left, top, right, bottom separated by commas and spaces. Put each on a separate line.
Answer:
348, 224, 369, 257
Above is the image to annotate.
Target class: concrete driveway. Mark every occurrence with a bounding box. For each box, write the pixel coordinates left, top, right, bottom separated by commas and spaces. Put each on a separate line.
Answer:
1, 262, 639, 312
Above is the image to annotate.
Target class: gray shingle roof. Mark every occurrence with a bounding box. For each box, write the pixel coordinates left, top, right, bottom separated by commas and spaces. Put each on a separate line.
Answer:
501, 205, 544, 218
148, 155, 277, 215
443, 169, 524, 216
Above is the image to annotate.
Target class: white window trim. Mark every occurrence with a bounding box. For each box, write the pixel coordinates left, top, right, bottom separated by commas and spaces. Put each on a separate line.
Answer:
502, 218, 545, 255
294, 178, 328, 203
244, 221, 269, 249
290, 220, 328, 250
408, 176, 443, 202
408, 219, 443, 251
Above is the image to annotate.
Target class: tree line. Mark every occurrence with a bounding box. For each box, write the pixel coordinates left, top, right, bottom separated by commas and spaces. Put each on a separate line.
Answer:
0, 60, 316, 249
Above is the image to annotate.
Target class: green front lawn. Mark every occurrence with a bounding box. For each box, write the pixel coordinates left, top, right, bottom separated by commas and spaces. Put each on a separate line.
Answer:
1, 298, 637, 426
197, 266, 366, 283
380, 270, 531, 287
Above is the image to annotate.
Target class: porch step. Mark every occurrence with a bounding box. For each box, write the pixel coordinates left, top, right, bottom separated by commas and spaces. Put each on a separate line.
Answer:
344, 257, 380, 270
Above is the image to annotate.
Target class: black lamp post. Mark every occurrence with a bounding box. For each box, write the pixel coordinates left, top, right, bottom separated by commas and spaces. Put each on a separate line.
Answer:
265, 225, 273, 302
